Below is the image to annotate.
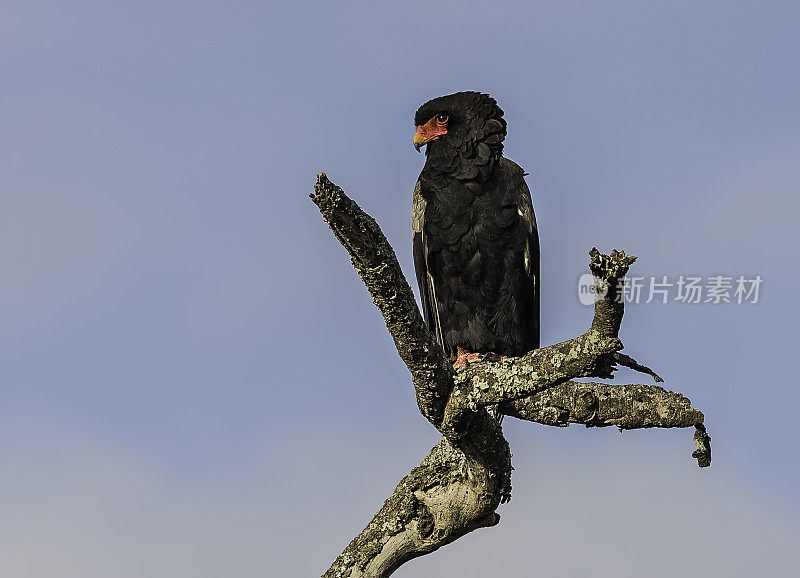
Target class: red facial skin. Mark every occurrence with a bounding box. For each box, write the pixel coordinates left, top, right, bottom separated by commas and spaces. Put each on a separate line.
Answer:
413, 115, 448, 150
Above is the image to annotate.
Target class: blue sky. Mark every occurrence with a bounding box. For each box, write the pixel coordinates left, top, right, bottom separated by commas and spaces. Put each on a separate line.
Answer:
1, 1, 798, 576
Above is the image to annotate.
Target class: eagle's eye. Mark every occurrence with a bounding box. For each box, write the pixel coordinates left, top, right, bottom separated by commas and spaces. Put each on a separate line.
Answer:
436, 114, 448, 124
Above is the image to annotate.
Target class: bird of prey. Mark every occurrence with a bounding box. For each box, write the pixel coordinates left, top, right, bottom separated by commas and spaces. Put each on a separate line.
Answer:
412, 91, 539, 370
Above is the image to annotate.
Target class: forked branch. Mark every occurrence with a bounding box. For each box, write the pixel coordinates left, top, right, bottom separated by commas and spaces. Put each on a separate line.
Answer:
311, 173, 710, 578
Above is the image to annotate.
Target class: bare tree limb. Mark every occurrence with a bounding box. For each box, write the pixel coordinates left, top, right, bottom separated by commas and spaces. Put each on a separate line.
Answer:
693, 423, 712, 467
313, 174, 512, 578
322, 436, 505, 578
311, 173, 453, 428
612, 352, 665, 383
311, 174, 712, 578
503, 380, 710, 467
504, 380, 703, 429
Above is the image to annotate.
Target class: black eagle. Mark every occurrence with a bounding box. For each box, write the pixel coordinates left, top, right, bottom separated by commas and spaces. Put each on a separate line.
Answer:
412, 91, 539, 370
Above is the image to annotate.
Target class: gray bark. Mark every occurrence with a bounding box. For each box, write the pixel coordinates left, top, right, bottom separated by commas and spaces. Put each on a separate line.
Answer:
311, 173, 710, 578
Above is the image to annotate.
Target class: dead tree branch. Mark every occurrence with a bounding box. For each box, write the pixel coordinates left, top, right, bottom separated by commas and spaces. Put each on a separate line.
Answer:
310, 173, 711, 578
504, 381, 703, 430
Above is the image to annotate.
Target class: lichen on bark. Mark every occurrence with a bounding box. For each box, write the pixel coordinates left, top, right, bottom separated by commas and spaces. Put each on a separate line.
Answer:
311, 173, 711, 578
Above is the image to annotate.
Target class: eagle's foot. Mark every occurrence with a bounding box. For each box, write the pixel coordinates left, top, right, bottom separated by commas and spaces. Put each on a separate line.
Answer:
452, 347, 507, 371
452, 349, 483, 371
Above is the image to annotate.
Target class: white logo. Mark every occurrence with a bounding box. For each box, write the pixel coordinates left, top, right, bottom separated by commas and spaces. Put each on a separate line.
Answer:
577, 273, 607, 306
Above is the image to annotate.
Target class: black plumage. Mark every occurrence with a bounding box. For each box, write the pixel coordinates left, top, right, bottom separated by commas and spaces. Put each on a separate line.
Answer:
412, 91, 539, 362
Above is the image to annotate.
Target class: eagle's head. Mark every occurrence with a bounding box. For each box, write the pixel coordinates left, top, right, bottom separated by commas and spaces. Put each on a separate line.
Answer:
413, 91, 507, 181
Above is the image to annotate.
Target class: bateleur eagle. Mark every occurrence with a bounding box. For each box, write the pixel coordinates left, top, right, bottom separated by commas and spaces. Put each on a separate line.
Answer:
412, 91, 540, 370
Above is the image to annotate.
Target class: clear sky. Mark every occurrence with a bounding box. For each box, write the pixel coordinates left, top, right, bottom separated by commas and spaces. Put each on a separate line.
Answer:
1, 1, 798, 576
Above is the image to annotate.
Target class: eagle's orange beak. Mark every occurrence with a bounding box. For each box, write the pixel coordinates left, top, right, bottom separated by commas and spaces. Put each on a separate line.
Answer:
413, 116, 448, 152
413, 128, 428, 152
